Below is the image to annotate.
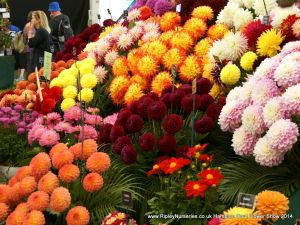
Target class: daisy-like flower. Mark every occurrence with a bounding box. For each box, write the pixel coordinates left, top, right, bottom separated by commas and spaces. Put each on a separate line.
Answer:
242, 0, 255, 9
251, 78, 280, 105
94, 39, 110, 58
218, 100, 247, 132
274, 59, 300, 88
46, 112, 62, 128
233, 8, 254, 30
271, 5, 300, 28
128, 8, 141, 22
263, 97, 288, 127
64, 105, 81, 122
257, 29, 284, 57
117, 33, 134, 51
282, 83, 300, 115
253, 0, 277, 16
266, 119, 299, 153
142, 30, 160, 43
39, 130, 60, 147
242, 104, 266, 135
77, 125, 98, 141
129, 25, 144, 41
232, 126, 259, 156
143, 21, 160, 33
104, 50, 119, 66
222, 31, 248, 61
217, 3, 240, 28
253, 137, 285, 167
94, 65, 108, 84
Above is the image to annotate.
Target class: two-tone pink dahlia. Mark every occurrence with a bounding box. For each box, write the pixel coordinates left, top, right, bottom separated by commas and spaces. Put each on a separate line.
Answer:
274, 59, 300, 88
242, 104, 266, 135
251, 78, 280, 105
232, 126, 259, 156
117, 33, 134, 51
263, 97, 288, 127
282, 83, 300, 115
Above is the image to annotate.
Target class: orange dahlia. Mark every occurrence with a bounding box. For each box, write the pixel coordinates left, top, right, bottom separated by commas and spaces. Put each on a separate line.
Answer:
112, 57, 129, 77
0, 184, 10, 203
127, 49, 143, 75
192, 6, 214, 21
86, 152, 111, 173
38, 172, 59, 195
207, 23, 229, 41
139, 6, 153, 21
8, 182, 21, 203
179, 55, 202, 82
8, 176, 18, 187
29, 153, 51, 180
183, 18, 207, 40
22, 210, 45, 225
162, 48, 186, 71
81, 139, 98, 160
151, 71, 173, 96
124, 83, 144, 105
159, 12, 181, 32
27, 191, 49, 211
220, 207, 259, 225
52, 150, 74, 169
49, 143, 68, 159
6, 210, 27, 225
50, 187, 71, 213
0, 202, 9, 222
256, 190, 289, 221
14, 202, 29, 214
19, 176, 37, 197
130, 75, 149, 90
58, 164, 80, 183
69, 143, 83, 160
171, 32, 194, 52
15, 166, 32, 182
145, 41, 167, 62
109, 76, 130, 105
159, 30, 176, 47
137, 55, 158, 80
83, 173, 104, 192
194, 38, 213, 58
66, 206, 90, 225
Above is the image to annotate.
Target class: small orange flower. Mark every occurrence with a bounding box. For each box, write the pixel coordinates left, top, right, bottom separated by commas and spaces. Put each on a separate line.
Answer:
159, 30, 176, 47
86, 152, 111, 173
8, 176, 18, 187
147, 164, 160, 176
14, 202, 29, 214
58, 164, 80, 183
207, 23, 228, 41
66, 206, 90, 225
171, 32, 193, 52
160, 12, 181, 32
69, 143, 82, 160
112, 57, 129, 77
0, 184, 10, 204
29, 152, 51, 180
139, 6, 153, 21
52, 150, 74, 169
83, 173, 104, 193
0, 202, 9, 222
159, 158, 191, 174
22, 210, 45, 225
137, 55, 158, 80
81, 139, 97, 160
50, 187, 71, 213
8, 182, 21, 203
49, 143, 68, 159
15, 166, 32, 182
162, 48, 186, 71
38, 172, 59, 195
19, 176, 37, 197
27, 191, 49, 211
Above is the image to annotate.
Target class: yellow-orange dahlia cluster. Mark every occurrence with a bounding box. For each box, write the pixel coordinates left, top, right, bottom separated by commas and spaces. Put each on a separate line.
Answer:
160, 12, 181, 32
180, 55, 203, 82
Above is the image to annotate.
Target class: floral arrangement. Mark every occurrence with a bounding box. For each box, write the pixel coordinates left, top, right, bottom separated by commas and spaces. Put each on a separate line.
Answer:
146, 144, 225, 225
218, 41, 300, 167
130, 0, 173, 16
102, 212, 137, 225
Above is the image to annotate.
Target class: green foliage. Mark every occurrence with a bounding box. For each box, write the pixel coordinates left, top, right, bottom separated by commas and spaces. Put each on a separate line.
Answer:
0, 125, 43, 166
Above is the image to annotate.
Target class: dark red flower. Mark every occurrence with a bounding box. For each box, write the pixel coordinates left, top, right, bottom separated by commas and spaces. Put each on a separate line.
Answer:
139, 133, 155, 152
170, 89, 185, 107
89, 33, 99, 42
157, 134, 176, 153
115, 109, 132, 127
137, 97, 154, 118
184, 180, 208, 198
181, 94, 201, 114
160, 93, 172, 108
196, 78, 212, 94
199, 94, 214, 111
159, 157, 191, 174
126, 114, 144, 133
41, 98, 56, 114
110, 125, 125, 142
176, 146, 189, 158
155, 156, 169, 164
280, 14, 299, 43
62, 53, 73, 61
195, 116, 214, 134
161, 85, 174, 95
113, 136, 132, 154
198, 154, 214, 164
48, 86, 63, 102
98, 123, 113, 144
162, 114, 183, 134
179, 84, 192, 94
147, 101, 167, 120
121, 146, 137, 164
73, 37, 84, 47
206, 103, 222, 121
54, 51, 63, 62
103, 19, 115, 27
217, 96, 226, 106
198, 169, 223, 186
143, 92, 159, 101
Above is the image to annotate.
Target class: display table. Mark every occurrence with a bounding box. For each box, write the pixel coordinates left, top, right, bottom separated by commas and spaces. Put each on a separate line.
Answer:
0, 56, 15, 89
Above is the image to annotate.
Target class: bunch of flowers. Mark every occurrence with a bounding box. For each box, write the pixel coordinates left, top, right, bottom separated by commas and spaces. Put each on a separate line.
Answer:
146, 144, 225, 223
0, 139, 111, 225
129, 0, 173, 16
98, 81, 225, 165
218, 41, 300, 167
102, 212, 137, 225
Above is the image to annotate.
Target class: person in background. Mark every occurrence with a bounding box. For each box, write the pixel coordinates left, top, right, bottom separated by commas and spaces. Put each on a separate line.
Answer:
48, 1, 73, 54
23, 11, 35, 78
28, 10, 52, 72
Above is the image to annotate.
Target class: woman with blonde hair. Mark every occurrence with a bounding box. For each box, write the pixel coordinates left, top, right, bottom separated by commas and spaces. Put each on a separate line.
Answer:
28, 10, 53, 72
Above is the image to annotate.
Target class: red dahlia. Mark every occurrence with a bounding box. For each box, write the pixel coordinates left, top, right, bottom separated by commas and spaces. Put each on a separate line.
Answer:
147, 101, 167, 120
98, 123, 113, 144
157, 134, 176, 153
113, 136, 132, 155
121, 146, 137, 165
110, 125, 125, 142
139, 133, 155, 152
184, 180, 208, 198
195, 116, 214, 134
159, 157, 191, 174
126, 114, 144, 133
162, 114, 183, 134
198, 168, 223, 186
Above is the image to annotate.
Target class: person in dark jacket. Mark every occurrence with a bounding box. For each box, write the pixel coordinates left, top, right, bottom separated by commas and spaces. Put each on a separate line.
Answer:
28, 10, 52, 72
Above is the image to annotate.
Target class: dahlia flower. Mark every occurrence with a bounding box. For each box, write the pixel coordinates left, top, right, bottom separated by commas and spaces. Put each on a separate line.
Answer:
83, 173, 103, 192
129, 25, 144, 41
223, 31, 248, 61
220, 207, 260, 225
217, 3, 240, 28
19, 176, 37, 197
29, 152, 51, 179
139, 133, 155, 152
109, 76, 130, 105
292, 19, 300, 38
103, 113, 118, 125
274, 59, 300, 88
242, 104, 266, 135
233, 8, 254, 30
143, 22, 160, 33
151, 72, 173, 96
240, 51, 258, 71
220, 64, 241, 85
232, 126, 259, 156
128, 8, 141, 22
50, 187, 71, 213
58, 164, 80, 183
63, 86, 78, 99
171, 32, 194, 52
271, 5, 300, 28
183, 18, 207, 40
64, 105, 81, 122
117, 33, 134, 50
137, 55, 158, 79
124, 84, 144, 105
109, 26, 128, 41
94, 39, 110, 57
104, 50, 119, 66
61, 98, 76, 112
192, 6, 214, 21
86, 152, 111, 173
252, 57, 277, 80
251, 78, 280, 105
207, 24, 228, 41
257, 29, 284, 57
121, 145, 138, 164
163, 48, 185, 70
263, 97, 288, 127
142, 30, 160, 43
242, 0, 255, 8
253, 0, 277, 16
38, 172, 59, 194
27, 191, 49, 211
0, 203, 9, 222
179, 55, 202, 82
112, 57, 129, 77
66, 206, 90, 225
22, 210, 45, 225
282, 83, 300, 115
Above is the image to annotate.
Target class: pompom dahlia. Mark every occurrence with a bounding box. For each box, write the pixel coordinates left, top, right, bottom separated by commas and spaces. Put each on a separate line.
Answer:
50, 187, 71, 213
220, 207, 260, 225
220, 64, 241, 85
83, 173, 104, 192
52, 149, 74, 169
263, 97, 288, 127
232, 126, 259, 156
257, 29, 284, 57
242, 104, 266, 135
162, 114, 183, 134
274, 59, 300, 88
282, 83, 300, 115
86, 152, 111, 173
29, 153, 51, 179
38, 172, 59, 195
252, 57, 277, 80
66, 206, 90, 225
0, 203, 9, 222
240, 51, 258, 71
27, 191, 49, 211
139, 133, 155, 152
19, 176, 37, 197
251, 78, 280, 105
121, 146, 138, 164
58, 164, 80, 183
157, 134, 176, 153
22, 210, 45, 225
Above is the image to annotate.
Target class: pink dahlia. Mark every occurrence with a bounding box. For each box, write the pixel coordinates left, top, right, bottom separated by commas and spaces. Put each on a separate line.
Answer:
28, 125, 47, 145
274, 59, 300, 88
64, 106, 81, 122
218, 100, 247, 132
251, 78, 280, 105
129, 25, 144, 41
281, 41, 300, 56
252, 58, 278, 80
232, 126, 259, 156
77, 125, 98, 141
46, 112, 62, 128
103, 113, 118, 125
242, 104, 266, 135
39, 130, 60, 147
85, 114, 103, 126
253, 137, 285, 167
282, 83, 300, 115
266, 119, 299, 153
263, 97, 288, 127
54, 122, 73, 134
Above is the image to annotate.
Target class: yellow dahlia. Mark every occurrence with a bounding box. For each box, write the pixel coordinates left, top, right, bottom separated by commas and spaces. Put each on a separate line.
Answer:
66, 206, 90, 225
137, 55, 158, 79
80, 73, 98, 89
151, 71, 173, 96
171, 31, 194, 52
179, 55, 202, 82
159, 12, 181, 32
162, 48, 186, 71
78, 88, 94, 103
130, 75, 149, 90
61, 75, 77, 88
257, 29, 285, 57
99, 26, 113, 38
38, 172, 59, 195
220, 207, 260, 225
220, 64, 241, 85
194, 38, 213, 58
209, 84, 223, 98
159, 30, 176, 47
203, 63, 214, 82
127, 49, 142, 75
50, 77, 63, 88
207, 23, 229, 41
240, 51, 258, 71
61, 98, 76, 112
145, 41, 167, 61
192, 6, 214, 21
22, 210, 45, 225
58, 164, 80, 183
63, 86, 78, 99
256, 190, 289, 221
183, 18, 207, 40
112, 57, 129, 77
78, 63, 94, 75
50, 187, 71, 213
124, 83, 144, 105
109, 76, 130, 105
